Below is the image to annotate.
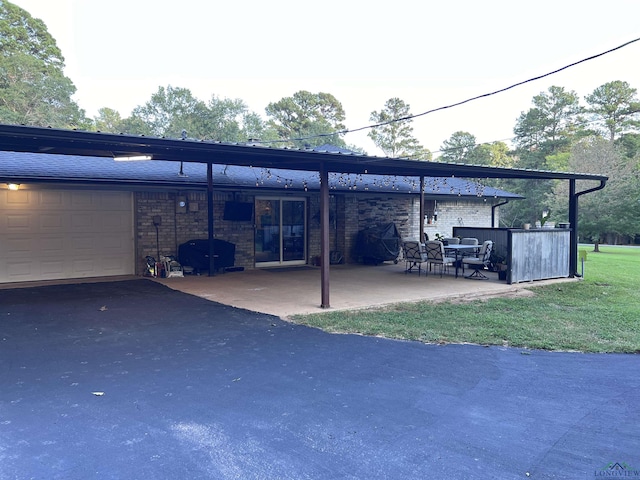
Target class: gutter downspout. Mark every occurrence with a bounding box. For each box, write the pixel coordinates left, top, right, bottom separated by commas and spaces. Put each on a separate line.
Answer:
491, 199, 509, 228
569, 178, 607, 277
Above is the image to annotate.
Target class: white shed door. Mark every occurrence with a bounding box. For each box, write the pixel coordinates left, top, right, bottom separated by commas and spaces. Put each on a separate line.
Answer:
0, 189, 134, 284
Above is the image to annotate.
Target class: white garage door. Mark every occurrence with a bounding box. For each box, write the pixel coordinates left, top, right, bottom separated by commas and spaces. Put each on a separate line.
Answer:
0, 189, 134, 284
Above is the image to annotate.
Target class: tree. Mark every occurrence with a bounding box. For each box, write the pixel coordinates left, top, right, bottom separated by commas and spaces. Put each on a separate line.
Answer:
549, 136, 640, 247
514, 85, 583, 160
0, 2, 86, 128
92, 107, 125, 133
585, 80, 640, 141
241, 111, 279, 144
475, 141, 513, 168
502, 86, 585, 226
128, 85, 208, 138
265, 91, 347, 148
368, 98, 431, 160
123, 86, 269, 142
0, 1, 64, 71
439, 131, 477, 163
439, 132, 513, 167
0, 53, 85, 127
617, 133, 640, 160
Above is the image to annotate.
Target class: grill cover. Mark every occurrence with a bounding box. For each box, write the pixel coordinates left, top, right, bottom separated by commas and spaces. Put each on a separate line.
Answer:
355, 223, 402, 264
178, 239, 235, 273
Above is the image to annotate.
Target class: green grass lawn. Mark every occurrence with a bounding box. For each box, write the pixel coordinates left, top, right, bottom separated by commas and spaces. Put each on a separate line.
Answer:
292, 246, 640, 353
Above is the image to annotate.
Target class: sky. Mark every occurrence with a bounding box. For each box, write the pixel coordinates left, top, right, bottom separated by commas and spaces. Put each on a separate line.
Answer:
11, 0, 640, 156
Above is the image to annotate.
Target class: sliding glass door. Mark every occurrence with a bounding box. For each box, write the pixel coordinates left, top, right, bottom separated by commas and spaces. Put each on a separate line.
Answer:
255, 197, 306, 266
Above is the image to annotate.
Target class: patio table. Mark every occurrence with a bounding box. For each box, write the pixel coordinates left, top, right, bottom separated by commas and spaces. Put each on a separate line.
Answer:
444, 244, 479, 277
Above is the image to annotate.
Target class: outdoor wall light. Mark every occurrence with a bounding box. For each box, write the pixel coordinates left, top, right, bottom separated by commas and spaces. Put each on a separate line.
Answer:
7, 183, 20, 191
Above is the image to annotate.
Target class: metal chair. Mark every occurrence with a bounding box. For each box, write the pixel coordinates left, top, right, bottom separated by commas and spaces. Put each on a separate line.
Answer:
425, 241, 456, 277
460, 237, 478, 247
462, 240, 493, 279
460, 237, 479, 258
402, 240, 428, 276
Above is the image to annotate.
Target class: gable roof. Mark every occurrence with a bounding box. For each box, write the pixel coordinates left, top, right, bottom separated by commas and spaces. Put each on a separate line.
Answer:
0, 150, 521, 198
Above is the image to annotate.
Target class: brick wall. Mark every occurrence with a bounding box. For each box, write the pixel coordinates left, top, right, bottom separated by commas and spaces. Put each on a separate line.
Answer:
423, 199, 497, 240
134, 190, 498, 273
308, 194, 417, 263
135, 191, 254, 274
358, 195, 419, 236
350, 195, 415, 262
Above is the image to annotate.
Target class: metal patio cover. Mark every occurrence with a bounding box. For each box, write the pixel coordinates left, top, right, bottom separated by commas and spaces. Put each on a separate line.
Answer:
0, 124, 608, 309
0, 124, 607, 182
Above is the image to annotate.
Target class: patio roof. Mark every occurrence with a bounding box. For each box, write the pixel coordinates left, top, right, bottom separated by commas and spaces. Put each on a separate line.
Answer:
0, 123, 608, 309
0, 124, 608, 181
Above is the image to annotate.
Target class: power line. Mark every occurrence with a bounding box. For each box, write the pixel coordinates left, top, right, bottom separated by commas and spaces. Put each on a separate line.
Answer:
259, 37, 640, 146
348, 37, 640, 134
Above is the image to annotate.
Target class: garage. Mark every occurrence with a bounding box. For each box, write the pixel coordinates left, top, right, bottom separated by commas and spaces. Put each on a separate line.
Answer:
0, 188, 134, 283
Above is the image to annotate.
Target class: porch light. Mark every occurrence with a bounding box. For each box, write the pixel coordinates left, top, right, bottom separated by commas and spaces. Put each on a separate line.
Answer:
7, 183, 19, 191
114, 155, 153, 161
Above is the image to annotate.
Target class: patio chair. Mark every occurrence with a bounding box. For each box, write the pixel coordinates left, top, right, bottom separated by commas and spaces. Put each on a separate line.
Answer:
402, 240, 428, 276
462, 240, 493, 279
425, 241, 456, 277
460, 237, 479, 258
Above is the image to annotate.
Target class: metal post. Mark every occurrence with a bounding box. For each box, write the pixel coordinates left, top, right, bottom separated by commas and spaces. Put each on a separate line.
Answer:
207, 163, 216, 276
568, 179, 578, 277
320, 163, 330, 308
419, 176, 425, 241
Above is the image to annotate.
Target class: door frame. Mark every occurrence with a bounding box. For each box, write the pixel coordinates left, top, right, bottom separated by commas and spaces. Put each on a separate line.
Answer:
254, 196, 307, 267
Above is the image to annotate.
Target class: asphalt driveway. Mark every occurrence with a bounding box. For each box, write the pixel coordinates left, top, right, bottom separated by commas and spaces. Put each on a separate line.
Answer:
1, 279, 639, 479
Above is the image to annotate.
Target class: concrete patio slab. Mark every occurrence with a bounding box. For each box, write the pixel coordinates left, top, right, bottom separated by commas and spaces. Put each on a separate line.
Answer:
153, 262, 572, 318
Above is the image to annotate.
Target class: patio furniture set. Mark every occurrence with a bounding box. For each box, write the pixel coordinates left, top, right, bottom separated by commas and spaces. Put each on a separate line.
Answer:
402, 238, 494, 280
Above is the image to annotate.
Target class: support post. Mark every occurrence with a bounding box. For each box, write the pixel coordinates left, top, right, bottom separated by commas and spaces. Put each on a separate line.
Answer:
419, 176, 425, 241
207, 162, 216, 276
568, 179, 578, 277
320, 163, 330, 308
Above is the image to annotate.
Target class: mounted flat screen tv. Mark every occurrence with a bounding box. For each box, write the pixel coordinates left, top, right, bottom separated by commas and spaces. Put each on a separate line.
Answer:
223, 201, 253, 221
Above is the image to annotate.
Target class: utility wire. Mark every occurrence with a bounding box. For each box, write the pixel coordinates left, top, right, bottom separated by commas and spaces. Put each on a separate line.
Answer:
259, 37, 640, 146
348, 37, 640, 134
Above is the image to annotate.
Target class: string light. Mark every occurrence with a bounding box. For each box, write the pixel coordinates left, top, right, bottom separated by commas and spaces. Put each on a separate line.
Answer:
242, 165, 503, 199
